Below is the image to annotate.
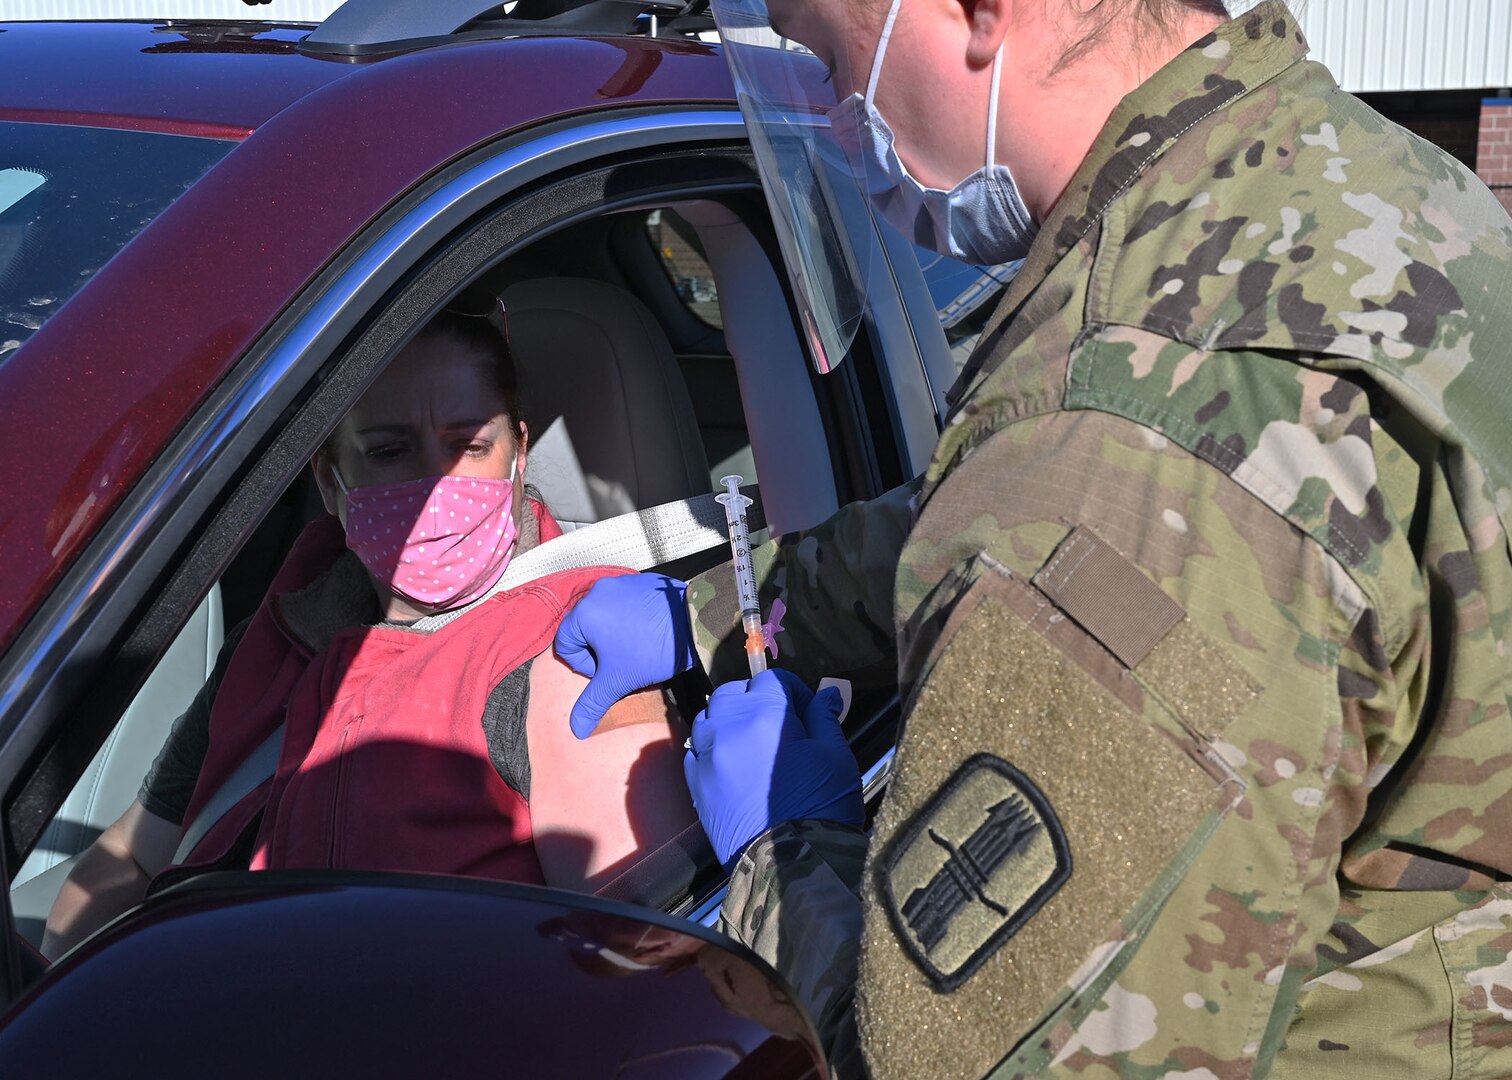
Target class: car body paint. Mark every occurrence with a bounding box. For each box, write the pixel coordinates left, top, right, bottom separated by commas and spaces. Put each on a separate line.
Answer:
0, 873, 825, 1077
0, 22, 349, 138
0, 23, 737, 652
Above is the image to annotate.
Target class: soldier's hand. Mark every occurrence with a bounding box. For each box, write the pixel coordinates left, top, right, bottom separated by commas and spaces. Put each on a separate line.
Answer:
555, 573, 698, 739
684, 668, 863, 870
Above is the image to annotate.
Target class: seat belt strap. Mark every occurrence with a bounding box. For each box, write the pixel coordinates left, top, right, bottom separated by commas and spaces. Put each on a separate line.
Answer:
173, 722, 282, 864
414, 485, 763, 631
174, 487, 762, 863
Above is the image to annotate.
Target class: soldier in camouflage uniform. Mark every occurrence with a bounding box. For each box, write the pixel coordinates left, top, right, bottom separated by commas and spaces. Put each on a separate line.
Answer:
557, 0, 1512, 1075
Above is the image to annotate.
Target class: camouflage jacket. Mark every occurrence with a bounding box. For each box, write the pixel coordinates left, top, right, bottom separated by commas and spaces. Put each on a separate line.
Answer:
695, 4, 1512, 1077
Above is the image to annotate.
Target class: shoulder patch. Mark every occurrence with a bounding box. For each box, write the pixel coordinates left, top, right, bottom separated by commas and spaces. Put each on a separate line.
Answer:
879, 753, 1071, 991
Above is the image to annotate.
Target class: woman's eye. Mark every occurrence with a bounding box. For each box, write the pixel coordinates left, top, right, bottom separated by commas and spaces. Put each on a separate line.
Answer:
365, 445, 407, 462
460, 441, 492, 457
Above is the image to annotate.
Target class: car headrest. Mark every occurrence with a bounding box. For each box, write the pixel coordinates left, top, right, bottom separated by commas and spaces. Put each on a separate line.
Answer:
501, 277, 710, 530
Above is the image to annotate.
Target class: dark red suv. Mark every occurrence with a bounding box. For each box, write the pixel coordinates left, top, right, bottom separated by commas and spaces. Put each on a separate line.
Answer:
0, 4, 1001, 1073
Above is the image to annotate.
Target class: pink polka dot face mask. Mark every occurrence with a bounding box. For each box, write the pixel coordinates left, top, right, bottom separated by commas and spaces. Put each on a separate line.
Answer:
334, 466, 520, 611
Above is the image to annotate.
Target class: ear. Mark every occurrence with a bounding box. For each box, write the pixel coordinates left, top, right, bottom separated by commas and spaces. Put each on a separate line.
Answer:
512, 420, 531, 534
514, 419, 529, 481
311, 445, 344, 523
962, 0, 1012, 67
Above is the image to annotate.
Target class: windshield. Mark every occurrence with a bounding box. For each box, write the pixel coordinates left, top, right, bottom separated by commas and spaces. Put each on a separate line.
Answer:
0, 122, 235, 362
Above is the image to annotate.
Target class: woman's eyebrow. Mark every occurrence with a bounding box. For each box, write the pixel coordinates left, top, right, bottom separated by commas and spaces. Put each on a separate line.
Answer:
440, 418, 503, 434
355, 418, 501, 437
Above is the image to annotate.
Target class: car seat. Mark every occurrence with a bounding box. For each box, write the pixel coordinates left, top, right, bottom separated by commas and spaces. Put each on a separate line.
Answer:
9, 587, 224, 944
501, 277, 711, 530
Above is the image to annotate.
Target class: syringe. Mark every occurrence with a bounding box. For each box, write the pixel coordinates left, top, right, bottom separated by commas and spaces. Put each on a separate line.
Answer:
715, 474, 768, 677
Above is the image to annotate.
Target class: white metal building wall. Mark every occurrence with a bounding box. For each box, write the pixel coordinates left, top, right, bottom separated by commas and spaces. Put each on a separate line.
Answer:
3, 0, 1511, 95
0, 1, 343, 21
1288, 0, 1512, 94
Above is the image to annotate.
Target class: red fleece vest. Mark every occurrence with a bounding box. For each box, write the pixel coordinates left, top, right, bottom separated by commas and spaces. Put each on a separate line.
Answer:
169, 506, 625, 883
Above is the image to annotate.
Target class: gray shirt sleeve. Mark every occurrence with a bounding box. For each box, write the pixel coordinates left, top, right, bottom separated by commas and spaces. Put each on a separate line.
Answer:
137, 617, 252, 827
481, 659, 533, 801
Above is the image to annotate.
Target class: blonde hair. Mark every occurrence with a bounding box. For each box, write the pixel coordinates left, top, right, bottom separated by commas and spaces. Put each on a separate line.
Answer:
1057, 0, 1230, 71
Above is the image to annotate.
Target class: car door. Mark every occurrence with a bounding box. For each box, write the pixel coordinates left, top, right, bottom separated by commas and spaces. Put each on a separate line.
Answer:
0, 81, 932, 986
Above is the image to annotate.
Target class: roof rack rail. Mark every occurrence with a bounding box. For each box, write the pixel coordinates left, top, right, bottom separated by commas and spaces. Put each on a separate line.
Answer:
300, 0, 711, 59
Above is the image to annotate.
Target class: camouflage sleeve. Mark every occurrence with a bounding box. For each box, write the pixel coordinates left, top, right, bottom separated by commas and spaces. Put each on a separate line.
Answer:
687, 480, 919, 688
717, 819, 869, 1079
861, 406, 1446, 1079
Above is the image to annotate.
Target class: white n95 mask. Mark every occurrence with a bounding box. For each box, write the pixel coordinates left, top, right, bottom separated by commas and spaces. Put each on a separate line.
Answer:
826, 0, 1038, 266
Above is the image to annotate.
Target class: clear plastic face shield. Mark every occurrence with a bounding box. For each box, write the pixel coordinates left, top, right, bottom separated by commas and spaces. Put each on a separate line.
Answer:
712, 0, 1020, 382
709, 0, 883, 374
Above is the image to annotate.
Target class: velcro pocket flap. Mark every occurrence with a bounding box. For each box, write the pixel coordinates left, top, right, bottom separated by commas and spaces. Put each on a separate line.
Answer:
858, 555, 1244, 1080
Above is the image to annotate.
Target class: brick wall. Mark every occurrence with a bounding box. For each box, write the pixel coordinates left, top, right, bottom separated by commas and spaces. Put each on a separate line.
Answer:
1477, 99, 1512, 215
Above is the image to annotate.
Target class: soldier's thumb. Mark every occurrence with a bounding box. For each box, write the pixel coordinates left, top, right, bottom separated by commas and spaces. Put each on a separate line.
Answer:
568, 676, 619, 740
800, 686, 847, 749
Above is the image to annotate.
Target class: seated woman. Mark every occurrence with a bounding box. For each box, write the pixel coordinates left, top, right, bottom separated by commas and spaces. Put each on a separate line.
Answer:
42, 307, 695, 959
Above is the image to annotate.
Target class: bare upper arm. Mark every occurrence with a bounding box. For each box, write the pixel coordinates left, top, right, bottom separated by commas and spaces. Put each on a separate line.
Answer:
526, 651, 696, 892
103, 799, 183, 880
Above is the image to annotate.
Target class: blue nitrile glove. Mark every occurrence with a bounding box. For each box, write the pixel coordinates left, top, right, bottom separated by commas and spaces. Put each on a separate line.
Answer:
684, 668, 864, 870
555, 572, 698, 739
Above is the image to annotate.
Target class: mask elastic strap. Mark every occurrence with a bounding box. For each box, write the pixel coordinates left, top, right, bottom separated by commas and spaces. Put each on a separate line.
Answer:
330, 464, 350, 497
986, 43, 1004, 167
865, 0, 905, 108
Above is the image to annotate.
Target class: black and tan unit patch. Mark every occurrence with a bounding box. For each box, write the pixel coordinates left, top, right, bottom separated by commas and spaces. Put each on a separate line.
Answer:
879, 753, 1071, 990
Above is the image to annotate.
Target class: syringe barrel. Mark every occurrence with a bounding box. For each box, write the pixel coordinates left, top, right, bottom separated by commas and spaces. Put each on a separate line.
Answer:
716, 496, 751, 522
719, 475, 767, 675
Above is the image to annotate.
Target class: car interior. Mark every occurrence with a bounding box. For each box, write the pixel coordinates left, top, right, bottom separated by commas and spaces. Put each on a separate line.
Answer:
8, 190, 911, 947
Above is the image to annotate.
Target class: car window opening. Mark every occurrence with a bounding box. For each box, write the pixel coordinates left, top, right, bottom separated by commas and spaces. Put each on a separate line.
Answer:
12, 191, 810, 949
647, 208, 723, 330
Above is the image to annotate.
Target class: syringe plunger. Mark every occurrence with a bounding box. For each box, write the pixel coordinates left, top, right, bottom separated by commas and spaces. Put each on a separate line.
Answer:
715, 474, 752, 518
